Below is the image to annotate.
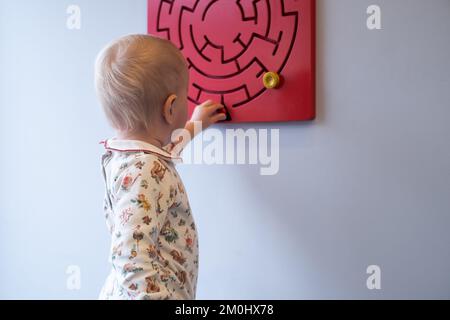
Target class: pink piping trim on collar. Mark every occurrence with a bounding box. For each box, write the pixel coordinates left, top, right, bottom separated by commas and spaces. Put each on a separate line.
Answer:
100, 139, 181, 161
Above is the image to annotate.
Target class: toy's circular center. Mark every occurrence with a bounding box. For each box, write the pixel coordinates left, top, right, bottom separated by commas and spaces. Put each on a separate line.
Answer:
202, 0, 248, 49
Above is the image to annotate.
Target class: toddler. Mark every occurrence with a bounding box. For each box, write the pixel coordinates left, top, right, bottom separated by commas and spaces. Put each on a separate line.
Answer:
95, 34, 226, 299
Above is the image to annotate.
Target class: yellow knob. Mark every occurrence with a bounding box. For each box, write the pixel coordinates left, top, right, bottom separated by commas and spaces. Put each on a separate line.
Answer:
263, 71, 280, 89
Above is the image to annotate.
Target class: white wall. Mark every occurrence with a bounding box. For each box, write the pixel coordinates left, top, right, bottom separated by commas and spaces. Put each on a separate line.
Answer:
1, 0, 449, 299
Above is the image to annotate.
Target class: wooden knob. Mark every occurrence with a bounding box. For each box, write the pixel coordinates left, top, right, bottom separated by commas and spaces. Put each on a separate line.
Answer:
263, 71, 280, 89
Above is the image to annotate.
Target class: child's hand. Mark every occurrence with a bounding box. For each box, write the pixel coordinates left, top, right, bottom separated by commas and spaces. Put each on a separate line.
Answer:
189, 100, 227, 130
176, 100, 226, 147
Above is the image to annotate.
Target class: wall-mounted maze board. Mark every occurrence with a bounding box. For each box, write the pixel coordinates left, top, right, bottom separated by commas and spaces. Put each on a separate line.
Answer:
148, 0, 315, 123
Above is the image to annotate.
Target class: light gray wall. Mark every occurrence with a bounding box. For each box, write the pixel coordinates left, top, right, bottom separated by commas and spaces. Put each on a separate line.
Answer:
0, 0, 449, 299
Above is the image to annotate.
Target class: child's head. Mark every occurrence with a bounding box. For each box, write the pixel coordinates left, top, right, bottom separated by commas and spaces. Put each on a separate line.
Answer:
95, 34, 189, 141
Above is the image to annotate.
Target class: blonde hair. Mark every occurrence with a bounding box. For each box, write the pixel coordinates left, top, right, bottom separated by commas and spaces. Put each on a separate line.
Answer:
95, 34, 187, 133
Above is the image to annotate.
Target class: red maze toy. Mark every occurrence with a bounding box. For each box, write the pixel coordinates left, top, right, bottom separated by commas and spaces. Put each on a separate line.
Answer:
148, 0, 315, 123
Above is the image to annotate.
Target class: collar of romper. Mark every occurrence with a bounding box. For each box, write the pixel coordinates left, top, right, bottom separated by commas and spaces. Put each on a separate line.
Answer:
99, 138, 183, 163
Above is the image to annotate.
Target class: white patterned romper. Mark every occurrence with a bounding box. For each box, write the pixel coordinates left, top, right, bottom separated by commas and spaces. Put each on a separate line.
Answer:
99, 139, 199, 300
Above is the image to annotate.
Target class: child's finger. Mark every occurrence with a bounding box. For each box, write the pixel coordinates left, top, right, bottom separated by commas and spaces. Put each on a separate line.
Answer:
199, 100, 214, 108
205, 103, 225, 115
211, 112, 227, 123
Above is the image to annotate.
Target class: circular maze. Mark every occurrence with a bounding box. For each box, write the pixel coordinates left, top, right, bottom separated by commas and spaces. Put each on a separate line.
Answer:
150, 0, 298, 109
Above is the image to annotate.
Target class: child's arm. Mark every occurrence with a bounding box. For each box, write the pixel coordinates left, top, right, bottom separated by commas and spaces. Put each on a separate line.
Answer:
110, 160, 180, 299
185, 100, 227, 139
165, 100, 226, 155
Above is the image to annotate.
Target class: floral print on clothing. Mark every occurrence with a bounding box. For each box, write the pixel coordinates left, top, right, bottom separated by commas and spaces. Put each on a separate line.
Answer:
99, 139, 199, 300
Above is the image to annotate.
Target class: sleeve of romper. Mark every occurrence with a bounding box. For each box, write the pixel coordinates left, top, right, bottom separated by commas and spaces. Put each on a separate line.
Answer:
111, 157, 174, 300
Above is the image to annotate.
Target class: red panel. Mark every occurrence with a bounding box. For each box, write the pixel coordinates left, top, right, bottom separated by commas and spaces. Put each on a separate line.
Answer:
148, 0, 315, 123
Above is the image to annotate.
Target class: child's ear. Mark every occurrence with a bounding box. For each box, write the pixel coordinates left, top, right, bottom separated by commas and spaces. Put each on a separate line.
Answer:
162, 94, 177, 124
